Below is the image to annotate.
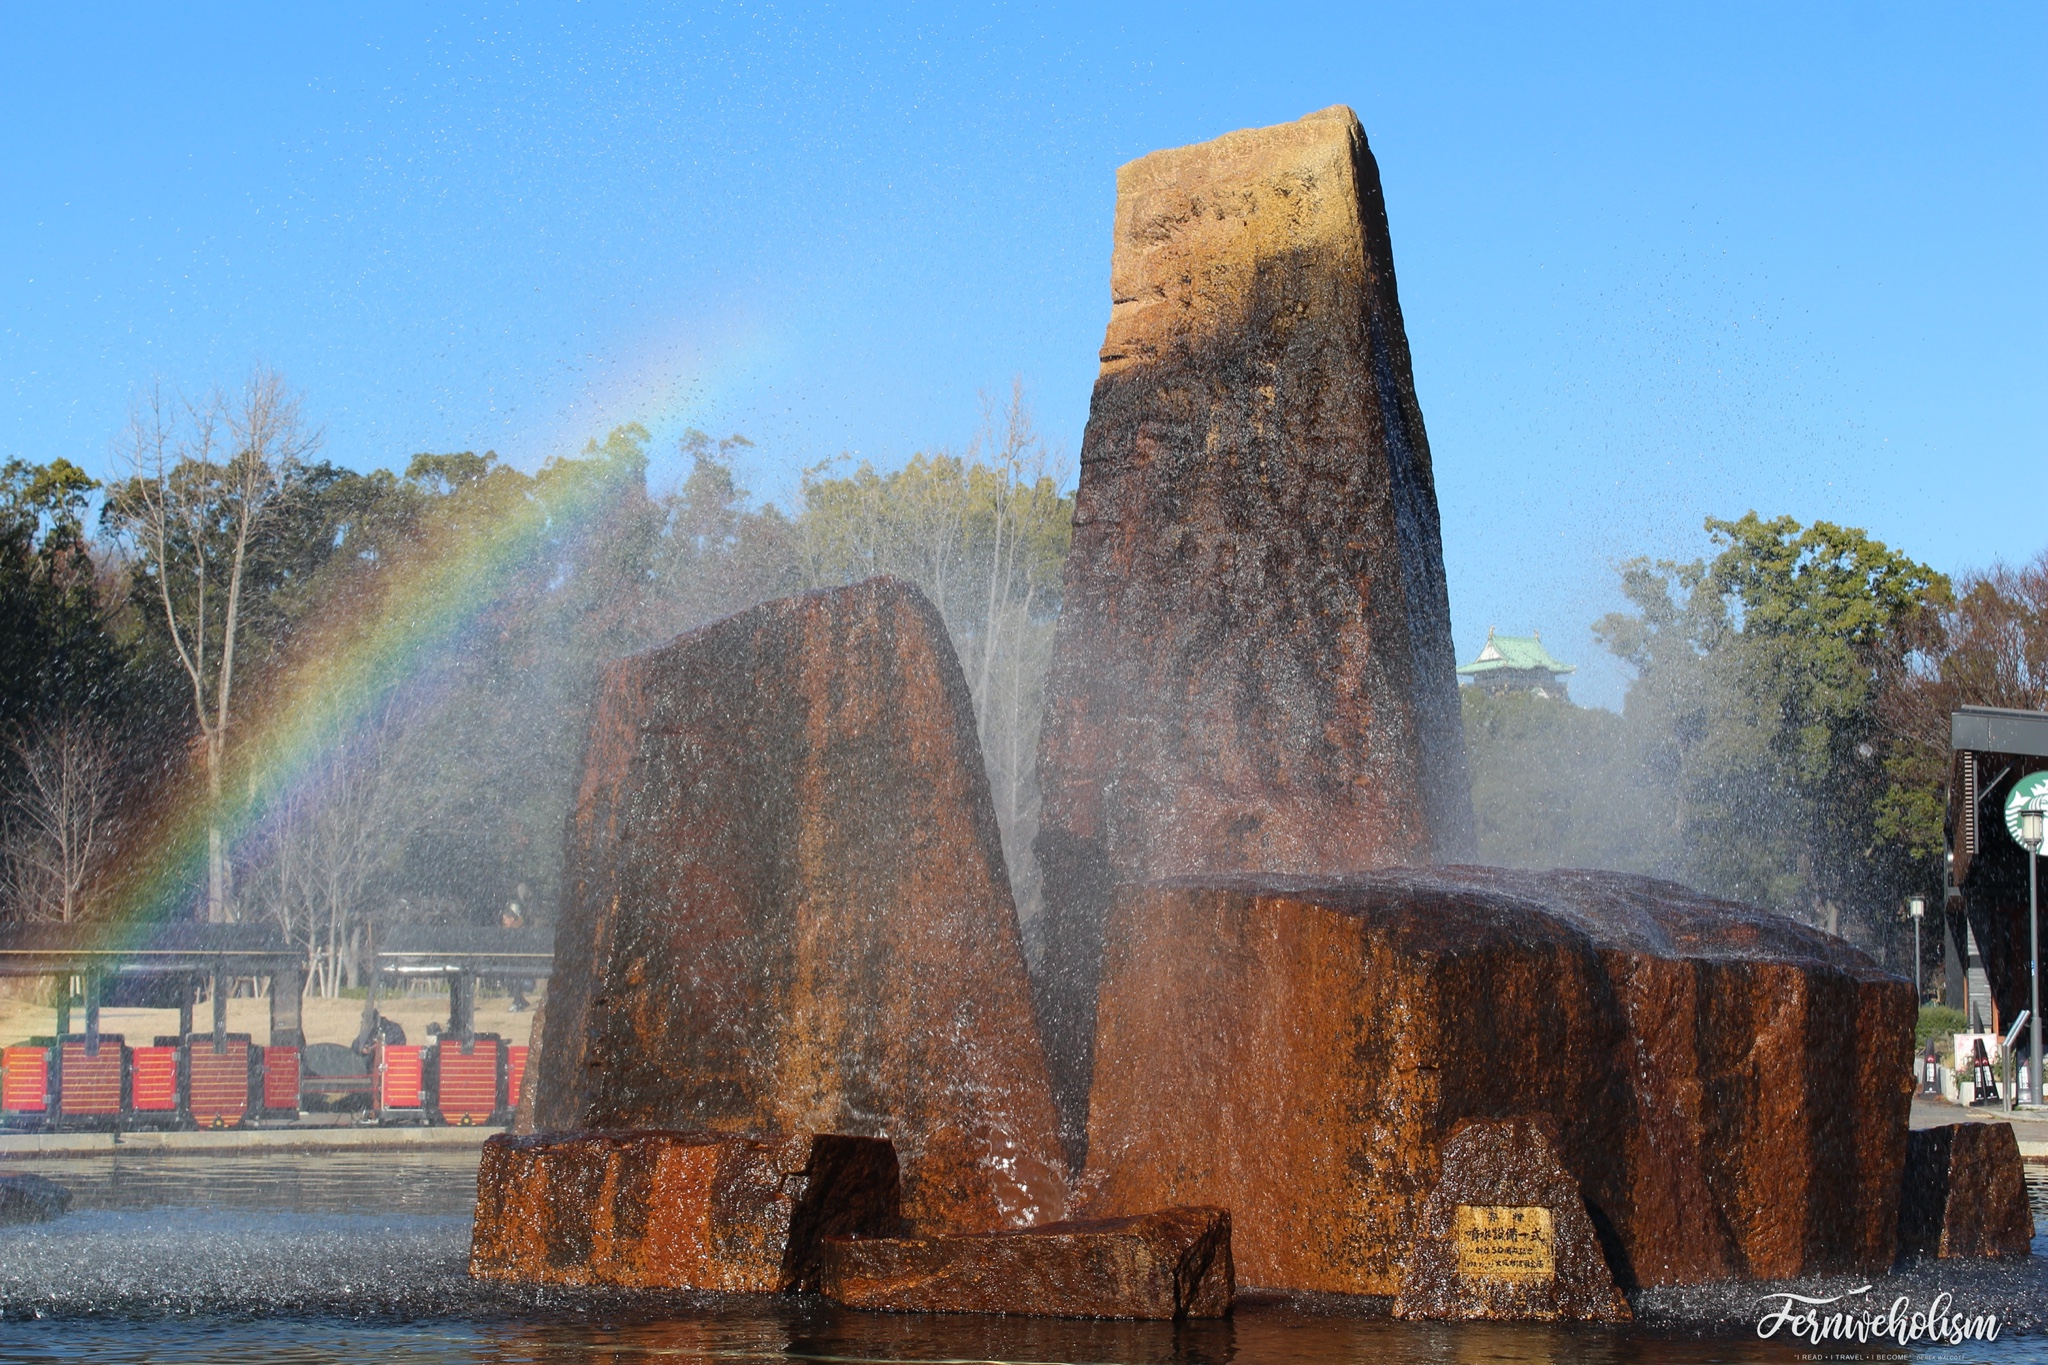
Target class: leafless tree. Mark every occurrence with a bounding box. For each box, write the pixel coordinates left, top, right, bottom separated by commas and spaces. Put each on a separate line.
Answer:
1, 719, 118, 923
108, 368, 318, 921
254, 699, 439, 996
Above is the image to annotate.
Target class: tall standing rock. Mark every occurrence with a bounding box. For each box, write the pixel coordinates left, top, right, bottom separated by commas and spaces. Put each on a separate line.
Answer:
534, 578, 1068, 1232
1035, 106, 1473, 1154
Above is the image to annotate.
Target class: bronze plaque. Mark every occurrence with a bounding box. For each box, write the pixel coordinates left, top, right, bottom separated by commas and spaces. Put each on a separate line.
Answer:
1453, 1204, 1555, 1283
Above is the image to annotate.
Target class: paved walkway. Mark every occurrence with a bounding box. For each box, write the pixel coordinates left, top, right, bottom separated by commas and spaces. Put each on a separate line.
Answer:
0, 1124, 503, 1157
1912, 1094, 2048, 1160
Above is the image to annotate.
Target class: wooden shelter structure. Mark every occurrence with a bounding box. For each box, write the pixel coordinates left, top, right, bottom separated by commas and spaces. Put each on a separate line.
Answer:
0, 922, 305, 1050
372, 925, 554, 1044
0, 922, 555, 1049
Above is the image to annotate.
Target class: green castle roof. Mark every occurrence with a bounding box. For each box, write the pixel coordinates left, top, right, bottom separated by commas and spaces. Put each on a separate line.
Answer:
1456, 629, 1575, 677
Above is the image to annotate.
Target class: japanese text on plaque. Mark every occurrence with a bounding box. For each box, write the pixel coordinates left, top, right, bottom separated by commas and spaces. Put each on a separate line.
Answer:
1453, 1205, 1555, 1283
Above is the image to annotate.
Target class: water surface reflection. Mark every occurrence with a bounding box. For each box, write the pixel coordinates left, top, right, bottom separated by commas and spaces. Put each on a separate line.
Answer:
0, 1153, 2041, 1363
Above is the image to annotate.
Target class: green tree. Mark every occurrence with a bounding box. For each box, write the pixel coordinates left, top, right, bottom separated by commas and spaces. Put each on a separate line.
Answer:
1595, 513, 1944, 938
791, 386, 1073, 930
1460, 687, 1664, 873
0, 458, 119, 733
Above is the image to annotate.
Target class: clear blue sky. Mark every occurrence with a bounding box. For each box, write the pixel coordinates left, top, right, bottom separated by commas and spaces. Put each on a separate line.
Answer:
3, 3, 2041, 706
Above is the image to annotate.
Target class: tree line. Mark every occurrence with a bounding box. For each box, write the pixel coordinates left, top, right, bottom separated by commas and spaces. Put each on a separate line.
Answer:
1, 366, 2033, 983
1463, 513, 2047, 969
0, 371, 1070, 995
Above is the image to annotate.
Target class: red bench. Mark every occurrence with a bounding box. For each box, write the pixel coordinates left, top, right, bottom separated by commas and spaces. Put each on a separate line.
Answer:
186, 1033, 254, 1128
377, 1043, 425, 1123
259, 1045, 300, 1118
1, 1045, 50, 1122
432, 1035, 501, 1126
56, 1035, 125, 1124
131, 1043, 180, 1119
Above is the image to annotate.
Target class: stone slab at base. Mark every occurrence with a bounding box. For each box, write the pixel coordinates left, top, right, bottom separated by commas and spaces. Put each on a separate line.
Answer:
469, 1129, 901, 1290
1897, 1123, 2034, 1260
820, 1206, 1232, 1319
1393, 1116, 1630, 1322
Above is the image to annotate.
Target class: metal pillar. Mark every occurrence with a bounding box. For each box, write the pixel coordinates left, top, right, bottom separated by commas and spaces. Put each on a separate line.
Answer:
178, 976, 195, 1039
270, 965, 306, 1049
83, 974, 100, 1056
449, 971, 475, 1047
211, 965, 228, 1054
1913, 915, 1923, 1001
2033, 848, 2043, 1108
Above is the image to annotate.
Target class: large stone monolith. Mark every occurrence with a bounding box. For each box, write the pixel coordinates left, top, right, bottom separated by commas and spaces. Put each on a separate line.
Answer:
534, 578, 1068, 1232
1079, 868, 1915, 1293
1034, 106, 1473, 1156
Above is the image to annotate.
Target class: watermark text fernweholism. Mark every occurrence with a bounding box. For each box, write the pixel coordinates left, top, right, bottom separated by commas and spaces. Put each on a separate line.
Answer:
1757, 1284, 2001, 1347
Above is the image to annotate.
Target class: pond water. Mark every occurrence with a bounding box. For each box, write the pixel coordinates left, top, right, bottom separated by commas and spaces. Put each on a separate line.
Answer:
0, 1153, 2043, 1364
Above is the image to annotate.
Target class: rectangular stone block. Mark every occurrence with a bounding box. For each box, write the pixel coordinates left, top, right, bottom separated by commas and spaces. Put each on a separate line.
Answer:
819, 1206, 1231, 1319
1897, 1122, 2035, 1260
1082, 869, 1916, 1293
469, 1129, 901, 1290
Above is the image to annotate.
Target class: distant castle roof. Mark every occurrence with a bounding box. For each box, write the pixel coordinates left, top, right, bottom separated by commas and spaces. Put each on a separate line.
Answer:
1456, 628, 1576, 678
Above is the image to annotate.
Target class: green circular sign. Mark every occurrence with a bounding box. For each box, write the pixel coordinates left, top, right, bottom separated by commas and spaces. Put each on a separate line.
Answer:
2003, 771, 2048, 845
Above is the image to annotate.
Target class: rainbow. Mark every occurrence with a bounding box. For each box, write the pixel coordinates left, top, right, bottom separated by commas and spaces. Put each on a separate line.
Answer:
100, 417, 664, 933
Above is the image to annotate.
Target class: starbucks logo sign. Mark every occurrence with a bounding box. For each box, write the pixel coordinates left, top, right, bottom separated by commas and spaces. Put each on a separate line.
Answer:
2002, 770, 2048, 846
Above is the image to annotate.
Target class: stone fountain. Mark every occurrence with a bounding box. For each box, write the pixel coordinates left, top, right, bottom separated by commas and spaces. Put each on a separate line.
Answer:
474, 106, 1954, 1323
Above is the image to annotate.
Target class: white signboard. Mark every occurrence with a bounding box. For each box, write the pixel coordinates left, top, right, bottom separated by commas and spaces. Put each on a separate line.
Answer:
1954, 1031, 2000, 1070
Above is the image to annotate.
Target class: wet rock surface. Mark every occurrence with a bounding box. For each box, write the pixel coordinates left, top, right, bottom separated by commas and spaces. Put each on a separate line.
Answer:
1081, 867, 1916, 1294
535, 577, 1067, 1231
1034, 106, 1473, 1157
469, 1130, 901, 1290
1898, 1123, 2034, 1260
819, 1206, 1232, 1319
0, 1174, 70, 1225
1392, 1116, 1629, 1322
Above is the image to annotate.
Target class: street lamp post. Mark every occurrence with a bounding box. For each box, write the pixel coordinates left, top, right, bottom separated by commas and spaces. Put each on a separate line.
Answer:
2021, 802, 2045, 1108
1908, 895, 1927, 1004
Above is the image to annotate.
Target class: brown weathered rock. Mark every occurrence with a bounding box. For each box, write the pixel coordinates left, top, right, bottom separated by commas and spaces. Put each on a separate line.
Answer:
1034, 106, 1473, 1157
820, 1206, 1232, 1319
1898, 1122, 2035, 1260
1080, 867, 1915, 1293
1393, 1116, 1630, 1321
468, 1129, 901, 1289
535, 577, 1067, 1232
